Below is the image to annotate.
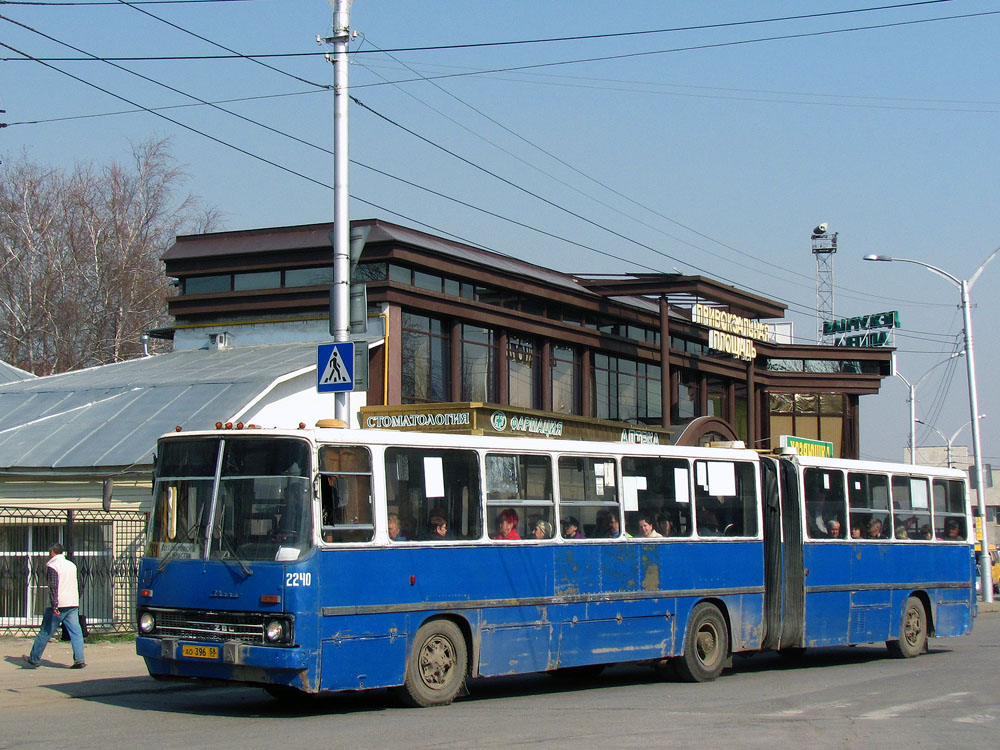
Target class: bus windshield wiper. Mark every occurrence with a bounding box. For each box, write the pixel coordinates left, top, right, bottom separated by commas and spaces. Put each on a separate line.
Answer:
156, 520, 201, 572
214, 525, 253, 577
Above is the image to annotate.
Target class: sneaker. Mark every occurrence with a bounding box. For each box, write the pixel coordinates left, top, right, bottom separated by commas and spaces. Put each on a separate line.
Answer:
71, 662, 86, 669
21, 655, 39, 669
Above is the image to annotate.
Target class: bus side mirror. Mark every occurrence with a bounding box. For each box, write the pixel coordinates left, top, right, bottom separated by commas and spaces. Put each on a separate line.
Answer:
102, 478, 114, 512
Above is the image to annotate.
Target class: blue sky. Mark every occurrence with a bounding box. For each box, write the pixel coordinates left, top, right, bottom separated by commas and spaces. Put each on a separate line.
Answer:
4, 0, 1000, 463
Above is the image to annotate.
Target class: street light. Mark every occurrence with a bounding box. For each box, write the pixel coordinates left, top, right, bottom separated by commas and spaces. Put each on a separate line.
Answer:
865, 248, 1000, 602
895, 351, 964, 465
914, 416, 985, 469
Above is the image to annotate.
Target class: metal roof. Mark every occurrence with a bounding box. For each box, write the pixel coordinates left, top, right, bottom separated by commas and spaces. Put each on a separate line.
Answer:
0, 342, 321, 473
0, 360, 36, 384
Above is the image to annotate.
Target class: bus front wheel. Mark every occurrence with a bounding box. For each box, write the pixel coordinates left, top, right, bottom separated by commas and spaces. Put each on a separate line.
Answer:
398, 619, 468, 707
675, 602, 729, 682
886, 596, 927, 659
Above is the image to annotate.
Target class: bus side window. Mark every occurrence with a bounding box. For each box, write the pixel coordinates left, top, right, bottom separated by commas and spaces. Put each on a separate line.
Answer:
621, 456, 692, 538
318, 446, 374, 544
933, 478, 967, 540
486, 453, 553, 541
386, 447, 482, 542
804, 468, 846, 539
891, 476, 930, 540
693, 461, 758, 537
557, 456, 619, 539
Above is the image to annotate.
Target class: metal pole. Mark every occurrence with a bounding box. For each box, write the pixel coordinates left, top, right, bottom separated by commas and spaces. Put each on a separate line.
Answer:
908, 382, 916, 465
961, 279, 993, 602
331, 0, 352, 423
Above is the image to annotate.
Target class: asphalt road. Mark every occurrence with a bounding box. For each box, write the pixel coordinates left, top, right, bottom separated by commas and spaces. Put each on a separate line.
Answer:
3, 611, 999, 749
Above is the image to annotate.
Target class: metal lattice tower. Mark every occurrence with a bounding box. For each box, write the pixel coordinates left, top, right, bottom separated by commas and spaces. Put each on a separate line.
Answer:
811, 224, 838, 342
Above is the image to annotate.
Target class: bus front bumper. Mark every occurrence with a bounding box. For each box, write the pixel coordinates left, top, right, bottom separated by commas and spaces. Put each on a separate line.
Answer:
136, 636, 311, 676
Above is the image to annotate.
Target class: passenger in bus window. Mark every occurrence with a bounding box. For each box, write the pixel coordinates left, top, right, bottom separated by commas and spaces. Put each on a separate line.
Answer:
867, 517, 885, 539
387, 513, 407, 541
561, 516, 584, 539
493, 508, 521, 540
850, 521, 863, 539
698, 508, 722, 536
944, 518, 964, 540
826, 519, 842, 539
531, 520, 552, 539
895, 525, 909, 539
919, 524, 933, 540
595, 510, 615, 538
422, 512, 454, 541
655, 513, 672, 537
638, 513, 662, 538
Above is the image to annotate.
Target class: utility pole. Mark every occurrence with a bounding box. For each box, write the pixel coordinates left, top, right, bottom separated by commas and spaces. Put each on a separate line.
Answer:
329, 0, 353, 423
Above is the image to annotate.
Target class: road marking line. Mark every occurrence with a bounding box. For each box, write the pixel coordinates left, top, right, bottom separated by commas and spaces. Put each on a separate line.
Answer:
860, 692, 971, 720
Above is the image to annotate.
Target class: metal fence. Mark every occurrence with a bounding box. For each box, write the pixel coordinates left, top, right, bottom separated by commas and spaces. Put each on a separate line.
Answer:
0, 508, 147, 637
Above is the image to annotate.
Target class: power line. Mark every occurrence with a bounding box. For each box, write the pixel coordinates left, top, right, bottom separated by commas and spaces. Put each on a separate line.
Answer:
350, 10, 1000, 89
2, 1, 254, 5
6, 3, 987, 64
110, 0, 329, 90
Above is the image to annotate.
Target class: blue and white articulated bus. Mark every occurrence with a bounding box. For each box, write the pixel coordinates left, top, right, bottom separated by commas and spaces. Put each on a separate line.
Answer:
135, 423, 974, 706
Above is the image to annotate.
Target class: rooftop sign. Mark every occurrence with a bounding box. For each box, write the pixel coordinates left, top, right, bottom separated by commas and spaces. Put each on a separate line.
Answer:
822, 310, 900, 348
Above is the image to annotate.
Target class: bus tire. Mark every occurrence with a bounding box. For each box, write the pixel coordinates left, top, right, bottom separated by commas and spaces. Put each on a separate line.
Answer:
675, 602, 729, 683
886, 596, 927, 659
398, 619, 467, 707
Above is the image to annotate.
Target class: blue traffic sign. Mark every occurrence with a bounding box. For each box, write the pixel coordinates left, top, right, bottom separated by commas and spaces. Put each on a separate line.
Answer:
317, 342, 355, 392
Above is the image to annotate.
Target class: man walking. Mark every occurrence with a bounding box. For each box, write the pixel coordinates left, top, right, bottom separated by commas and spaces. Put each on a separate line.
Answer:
22, 543, 86, 669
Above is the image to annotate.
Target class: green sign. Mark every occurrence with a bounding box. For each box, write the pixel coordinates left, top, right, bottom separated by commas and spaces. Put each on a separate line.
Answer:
780, 435, 834, 458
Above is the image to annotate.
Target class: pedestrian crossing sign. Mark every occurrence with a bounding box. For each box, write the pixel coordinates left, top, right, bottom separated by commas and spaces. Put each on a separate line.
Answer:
317, 342, 355, 392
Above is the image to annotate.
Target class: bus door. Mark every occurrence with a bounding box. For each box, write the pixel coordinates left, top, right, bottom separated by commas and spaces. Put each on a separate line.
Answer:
846, 471, 893, 643
800, 466, 856, 647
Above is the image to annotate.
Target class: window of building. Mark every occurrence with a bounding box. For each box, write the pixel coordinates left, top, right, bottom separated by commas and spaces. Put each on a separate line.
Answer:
486, 453, 553, 539
353, 262, 386, 282
693, 460, 757, 537
233, 271, 281, 291
507, 337, 536, 409
707, 378, 726, 419
847, 472, 891, 539
675, 370, 700, 422
319, 446, 374, 543
768, 393, 845, 457
413, 271, 442, 293
557, 456, 619, 539
400, 313, 450, 404
184, 275, 231, 294
461, 325, 496, 402
804, 468, 847, 538
389, 264, 412, 285
551, 345, 576, 414
621, 456, 692, 538
385, 447, 482, 542
286, 267, 333, 287
594, 354, 661, 424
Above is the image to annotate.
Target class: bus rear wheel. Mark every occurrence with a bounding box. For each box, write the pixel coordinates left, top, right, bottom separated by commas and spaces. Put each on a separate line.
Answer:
398, 619, 467, 707
886, 596, 927, 659
675, 602, 729, 682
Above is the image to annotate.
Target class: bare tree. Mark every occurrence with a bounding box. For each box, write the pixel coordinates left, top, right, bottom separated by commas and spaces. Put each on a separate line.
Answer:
0, 139, 220, 374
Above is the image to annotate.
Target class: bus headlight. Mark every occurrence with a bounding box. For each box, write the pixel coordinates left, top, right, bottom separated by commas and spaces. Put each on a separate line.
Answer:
265, 619, 289, 643
139, 612, 155, 634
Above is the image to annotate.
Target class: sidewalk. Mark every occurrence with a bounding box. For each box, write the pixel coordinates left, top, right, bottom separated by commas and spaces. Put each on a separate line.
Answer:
0, 636, 183, 705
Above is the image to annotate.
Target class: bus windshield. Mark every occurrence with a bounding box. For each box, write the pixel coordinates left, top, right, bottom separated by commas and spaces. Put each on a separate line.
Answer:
148, 437, 313, 563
